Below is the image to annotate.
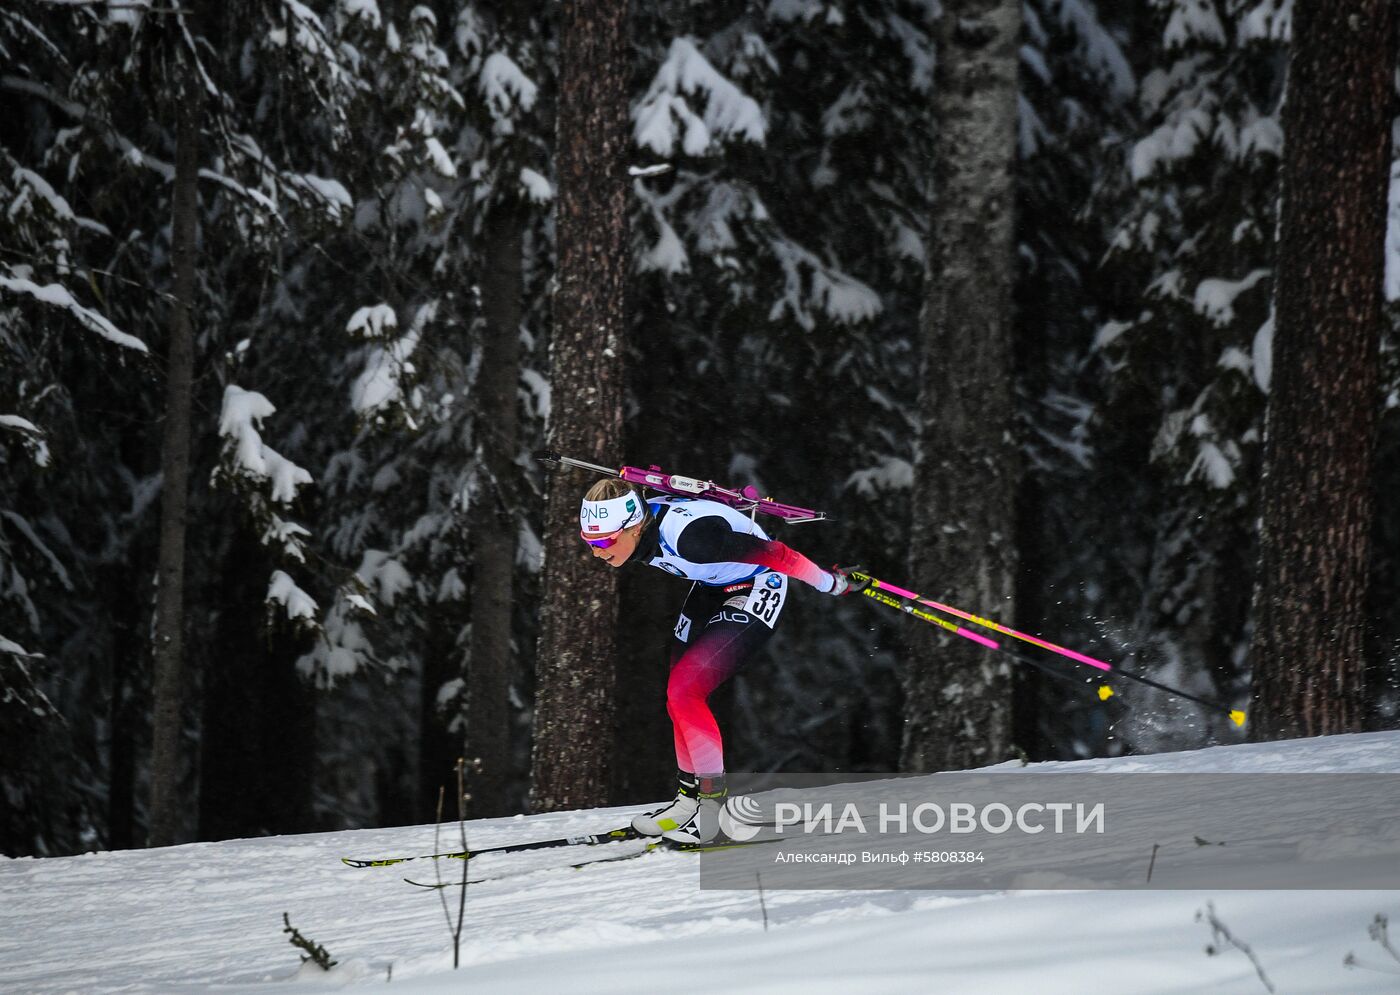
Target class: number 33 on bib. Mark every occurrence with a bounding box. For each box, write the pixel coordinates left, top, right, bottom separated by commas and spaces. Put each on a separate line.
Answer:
744, 572, 787, 627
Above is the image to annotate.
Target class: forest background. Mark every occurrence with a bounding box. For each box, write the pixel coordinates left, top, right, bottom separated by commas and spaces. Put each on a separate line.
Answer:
3, 0, 1398, 858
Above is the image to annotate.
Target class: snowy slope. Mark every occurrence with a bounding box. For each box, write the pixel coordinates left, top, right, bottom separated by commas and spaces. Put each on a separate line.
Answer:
4, 731, 1399, 994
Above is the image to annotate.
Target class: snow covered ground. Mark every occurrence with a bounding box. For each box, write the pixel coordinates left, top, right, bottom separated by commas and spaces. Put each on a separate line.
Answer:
4, 731, 1400, 994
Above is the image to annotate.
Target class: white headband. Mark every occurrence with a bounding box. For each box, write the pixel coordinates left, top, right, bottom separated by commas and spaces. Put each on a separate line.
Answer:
579, 492, 645, 535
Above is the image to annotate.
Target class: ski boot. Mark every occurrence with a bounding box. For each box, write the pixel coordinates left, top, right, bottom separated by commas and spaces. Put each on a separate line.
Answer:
632, 771, 726, 844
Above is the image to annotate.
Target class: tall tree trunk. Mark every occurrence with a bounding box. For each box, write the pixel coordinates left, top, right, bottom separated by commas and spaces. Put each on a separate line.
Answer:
1248, 0, 1394, 740
148, 58, 201, 847
107, 563, 140, 850
199, 520, 314, 840
903, 0, 1021, 772
464, 202, 526, 816
613, 280, 688, 805
418, 606, 459, 814
529, 0, 629, 812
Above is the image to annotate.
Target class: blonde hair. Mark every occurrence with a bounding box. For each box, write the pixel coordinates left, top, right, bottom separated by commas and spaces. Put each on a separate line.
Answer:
583, 478, 651, 529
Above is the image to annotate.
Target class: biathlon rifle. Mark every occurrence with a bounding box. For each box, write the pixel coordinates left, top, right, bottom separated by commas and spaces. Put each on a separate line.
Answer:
534, 451, 829, 524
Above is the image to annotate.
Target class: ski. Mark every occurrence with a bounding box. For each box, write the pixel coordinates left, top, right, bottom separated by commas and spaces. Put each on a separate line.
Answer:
403, 843, 663, 888
664, 835, 786, 853
340, 825, 642, 868
401, 834, 785, 889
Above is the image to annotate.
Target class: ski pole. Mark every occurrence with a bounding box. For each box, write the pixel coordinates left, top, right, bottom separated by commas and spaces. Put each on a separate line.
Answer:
854, 572, 1245, 727
859, 584, 1117, 703
855, 572, 1114, 672
862, 584, 1000, 651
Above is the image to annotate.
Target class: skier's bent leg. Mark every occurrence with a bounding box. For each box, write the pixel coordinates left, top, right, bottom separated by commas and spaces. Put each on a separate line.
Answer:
634, 591, 777, 841
666, 621, 759, 775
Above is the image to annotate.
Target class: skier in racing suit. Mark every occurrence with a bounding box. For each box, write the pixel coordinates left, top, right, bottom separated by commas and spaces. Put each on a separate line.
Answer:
578, 477, 861, 842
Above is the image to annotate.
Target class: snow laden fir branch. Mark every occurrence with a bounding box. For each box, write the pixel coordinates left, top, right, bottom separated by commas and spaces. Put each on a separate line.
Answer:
630, 37, 881, 329
212, 385, 318, 630
283, 301, 433, 689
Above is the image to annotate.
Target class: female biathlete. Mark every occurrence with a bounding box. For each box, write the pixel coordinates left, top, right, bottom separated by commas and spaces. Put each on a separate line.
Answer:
578, 478, 863, 843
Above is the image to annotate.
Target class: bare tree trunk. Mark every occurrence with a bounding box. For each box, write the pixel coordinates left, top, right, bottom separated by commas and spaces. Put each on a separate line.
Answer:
529, 0, 629, 812
148, 60, 201, 847
903, 0, 1022, 772
1248, 0, 1394, 740
465, 203, 526, 816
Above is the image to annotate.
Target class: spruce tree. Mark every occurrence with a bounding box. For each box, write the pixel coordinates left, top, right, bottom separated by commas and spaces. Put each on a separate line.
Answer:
1249, 0, 1394, 739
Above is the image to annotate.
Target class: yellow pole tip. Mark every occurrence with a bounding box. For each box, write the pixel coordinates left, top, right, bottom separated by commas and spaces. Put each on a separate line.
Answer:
1229, 710, 1247, 727
1097, 686, 1114, 700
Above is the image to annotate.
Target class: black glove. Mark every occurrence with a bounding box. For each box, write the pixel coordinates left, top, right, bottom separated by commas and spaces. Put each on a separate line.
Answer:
827, 565, 869, 597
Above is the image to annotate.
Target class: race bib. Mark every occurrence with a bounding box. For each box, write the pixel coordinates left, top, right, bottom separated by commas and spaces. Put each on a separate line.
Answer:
743, 572, 787, 628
